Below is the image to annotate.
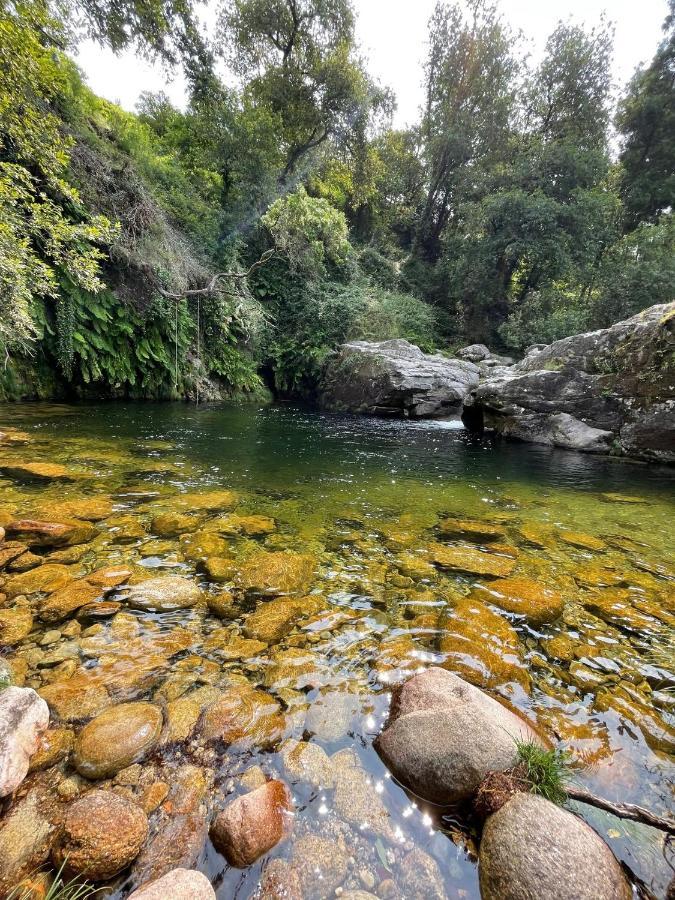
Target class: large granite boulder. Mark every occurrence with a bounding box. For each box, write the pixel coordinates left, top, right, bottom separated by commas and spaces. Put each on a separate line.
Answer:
321, 339, 480, 418
374, 668, 544, 805
464, 303, 675, 460
479, 793, 631, 900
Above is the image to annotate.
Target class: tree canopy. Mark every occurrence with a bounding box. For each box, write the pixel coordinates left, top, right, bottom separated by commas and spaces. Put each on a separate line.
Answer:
0, 0, 672, 399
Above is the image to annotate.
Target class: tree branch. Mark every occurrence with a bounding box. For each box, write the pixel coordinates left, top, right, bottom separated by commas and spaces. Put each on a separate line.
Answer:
567, 785, 675, 835
158, 249, 277, 300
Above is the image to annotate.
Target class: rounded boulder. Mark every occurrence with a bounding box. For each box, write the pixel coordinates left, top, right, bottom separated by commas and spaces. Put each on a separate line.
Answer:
479, 792, 631, 900
73, 702, 163, 779
128, 868, 216, 899
210, 779, 293, 867
52, 790, 148, 880
375, 667, 545, 805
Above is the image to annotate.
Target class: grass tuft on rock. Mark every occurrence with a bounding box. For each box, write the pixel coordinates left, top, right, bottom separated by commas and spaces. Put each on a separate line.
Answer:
514, 739, 570, 806
8, 862, 99, 900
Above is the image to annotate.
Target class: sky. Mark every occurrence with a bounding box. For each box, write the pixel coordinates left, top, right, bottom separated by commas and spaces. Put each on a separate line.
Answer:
75, 0, 669, 127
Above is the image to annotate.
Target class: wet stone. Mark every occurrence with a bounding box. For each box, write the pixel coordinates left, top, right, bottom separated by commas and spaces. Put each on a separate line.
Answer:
52, 789, 148, 881
73, 701, 163, 778
236, 551, 316, 596
304, 690, 361, 742
122, 576, 202, 612
469, 576, 564, 625
210, 779, 293, 867
430, 543, 517, 578
0, 607, 33, 645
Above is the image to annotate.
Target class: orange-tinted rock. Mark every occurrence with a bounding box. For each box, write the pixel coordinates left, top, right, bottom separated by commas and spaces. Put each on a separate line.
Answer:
0, 462, 82, 483
469, 577, 564, 624
39, 678, 112, 722
236, 551, 316, 596
200, 686, 284, 748
52, 790, 148, 880
5, 565, 74, 599
210, 780, 293, 867
39, 580, 102, 623
5, 520, 97, 548
73, 702, 163, 778
430, 544, 516, 578
0, 607, 33, 645
242, 595, 325, 642
439, 597, 530, 691
437, 519, 505, 542
558, 530, 607, 552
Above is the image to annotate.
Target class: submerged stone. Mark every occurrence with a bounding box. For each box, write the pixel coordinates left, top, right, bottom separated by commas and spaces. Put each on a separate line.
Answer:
281, 739, 334, 789
210, 779, 293, 868
180, 530, 229, 563
439, 597, 530, 691
437, 518, 506, 542
290, 834, 349, 899
469, 576, 564, 624
123, 576, 202, 612
151, 512, 200, 537
202, 557, 237, 583
5, 519, 97, 548
200, 685, 284, 748
5, 564, 74, 599
73, 701, 163, 778
304, 690, 361, 742
39, 579, 102, 623
210, 514, 276, 536
558, 530, 607, 552
430, 543, 516, 578
173, 490, 239, 512
242, 595, 326, 642
52, 789, 148, 881
0, 462, 82, 483
236, 551, 317, 596
331, 748, 393, 839
39, 677, 112, 722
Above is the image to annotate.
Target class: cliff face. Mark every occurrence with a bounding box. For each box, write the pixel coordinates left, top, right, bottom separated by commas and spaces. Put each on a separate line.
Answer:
463, 303, 675, 462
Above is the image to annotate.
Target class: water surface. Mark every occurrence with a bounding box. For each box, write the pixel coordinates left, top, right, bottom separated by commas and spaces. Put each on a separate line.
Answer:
1, 403, 673, 898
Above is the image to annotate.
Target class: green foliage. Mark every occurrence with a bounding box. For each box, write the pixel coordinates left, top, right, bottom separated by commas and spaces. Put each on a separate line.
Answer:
357, 248, 398, 290
617, 4, 675, 229
262, 187, 350, 277
8, 861, 98, 899
0, 1, 117, 358
350, 285, 438, 351
514, 739, 570, 806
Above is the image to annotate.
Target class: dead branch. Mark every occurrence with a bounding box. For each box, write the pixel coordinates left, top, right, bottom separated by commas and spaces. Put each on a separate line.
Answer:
158, 249, 277, 300
567, 785, 675, 835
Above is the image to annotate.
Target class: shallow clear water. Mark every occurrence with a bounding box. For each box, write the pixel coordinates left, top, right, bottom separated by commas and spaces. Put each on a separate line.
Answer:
1, 402, 674, 898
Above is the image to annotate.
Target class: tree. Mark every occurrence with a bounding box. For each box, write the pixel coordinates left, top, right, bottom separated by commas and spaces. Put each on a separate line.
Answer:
617, 1, 675, 229
218, 0, 375, 184
0, 0, 116, 357
413, 0, 520, 262
262, 186, 350, 277
62, 0, 212, 85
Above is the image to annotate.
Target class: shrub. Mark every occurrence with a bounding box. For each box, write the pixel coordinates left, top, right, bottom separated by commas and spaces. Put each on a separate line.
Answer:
357, 247, 399, 290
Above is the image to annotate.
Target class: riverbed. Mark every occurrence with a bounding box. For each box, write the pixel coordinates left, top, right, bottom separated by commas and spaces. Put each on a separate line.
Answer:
0, 402, 673, 898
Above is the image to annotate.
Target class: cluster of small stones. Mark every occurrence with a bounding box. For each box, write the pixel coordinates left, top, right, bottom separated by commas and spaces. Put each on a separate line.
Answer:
0, 426, 672, 898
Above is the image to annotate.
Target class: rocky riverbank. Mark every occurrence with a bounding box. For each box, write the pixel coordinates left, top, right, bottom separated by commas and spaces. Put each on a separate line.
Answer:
320, 302, 675, 462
